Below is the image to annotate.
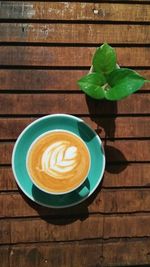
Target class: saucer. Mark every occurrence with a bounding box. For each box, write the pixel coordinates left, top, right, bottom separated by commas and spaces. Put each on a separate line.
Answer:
12, 114, 105, 208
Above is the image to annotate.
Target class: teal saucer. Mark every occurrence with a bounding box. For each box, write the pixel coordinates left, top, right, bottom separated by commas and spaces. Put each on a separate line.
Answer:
12, 114, 105, 208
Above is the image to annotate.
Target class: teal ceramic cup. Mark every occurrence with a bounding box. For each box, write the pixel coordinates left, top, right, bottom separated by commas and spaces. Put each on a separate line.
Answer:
26, 129, 91, 197
12, 114, 105, 208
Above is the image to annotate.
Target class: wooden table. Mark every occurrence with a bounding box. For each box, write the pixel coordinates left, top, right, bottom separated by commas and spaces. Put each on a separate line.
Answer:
0, 1, 150, 266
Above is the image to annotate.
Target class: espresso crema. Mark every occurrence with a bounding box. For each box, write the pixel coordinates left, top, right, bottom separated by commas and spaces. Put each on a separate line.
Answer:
27, 131, 91, 193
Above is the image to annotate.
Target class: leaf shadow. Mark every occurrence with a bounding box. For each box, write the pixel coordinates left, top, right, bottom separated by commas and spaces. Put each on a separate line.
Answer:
85, 95, 128, 174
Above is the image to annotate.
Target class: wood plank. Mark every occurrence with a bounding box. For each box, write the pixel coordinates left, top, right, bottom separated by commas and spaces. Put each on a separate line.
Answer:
103, 239, 150, 266
0, 69, 149, 91
0, 247, 9, 267
0, 93, 150, 116
0, 46, 150, 67
0, 220, 10, 243
12, 214, 150, 242
2, 239, 150, 267
103, 189, 150, 213
4, 216, 104, 244
105, 140, 150, 162
0, 1, 150, 21
104, 214, 150, 238
0, 167, 17, 191
0, 118, 36, 140
0, 143, 13, 165
103, 163, 150, 188
1, 163, 150, 191
1, 23, 150, 44
2, 242, 103, 267
1, 239, 150, 267
0, 116, 150, 140
1, 189, 150, 218
1, 139, 150, 165
1, 214, 150, 244
0, 2, 150, 22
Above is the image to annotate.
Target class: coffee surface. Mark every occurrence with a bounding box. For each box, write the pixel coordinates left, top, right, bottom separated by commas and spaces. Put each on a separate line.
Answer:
27, 131, 90, 193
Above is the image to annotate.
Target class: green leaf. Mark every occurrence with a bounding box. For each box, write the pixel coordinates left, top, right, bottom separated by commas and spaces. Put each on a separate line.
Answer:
77, 72, 106, 99
107, 68, 145, 86
92, 43, 117, 74
105, 68, 146, 101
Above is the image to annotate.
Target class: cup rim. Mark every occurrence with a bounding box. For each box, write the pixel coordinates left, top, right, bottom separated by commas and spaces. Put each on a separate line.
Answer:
26, 129, 91, 195
12, 114, 105, 208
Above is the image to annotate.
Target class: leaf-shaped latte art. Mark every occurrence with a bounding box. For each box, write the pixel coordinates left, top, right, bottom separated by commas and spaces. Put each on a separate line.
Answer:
41, 141, 79, 179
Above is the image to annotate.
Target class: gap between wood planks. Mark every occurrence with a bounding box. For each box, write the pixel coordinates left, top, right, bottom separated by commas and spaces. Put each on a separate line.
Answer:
1, 19, 150, 25
1, 236, 150, 247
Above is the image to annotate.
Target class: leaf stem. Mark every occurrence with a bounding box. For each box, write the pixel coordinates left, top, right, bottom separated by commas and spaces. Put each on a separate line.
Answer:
102, 83, 110, 91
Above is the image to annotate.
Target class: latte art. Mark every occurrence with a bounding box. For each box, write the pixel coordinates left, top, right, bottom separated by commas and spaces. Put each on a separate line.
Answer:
41, 141, 79, 179
27, 131, 91, 194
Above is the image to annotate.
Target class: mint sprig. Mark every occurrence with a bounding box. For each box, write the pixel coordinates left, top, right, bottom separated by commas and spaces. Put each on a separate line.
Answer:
77, 43, 149, 101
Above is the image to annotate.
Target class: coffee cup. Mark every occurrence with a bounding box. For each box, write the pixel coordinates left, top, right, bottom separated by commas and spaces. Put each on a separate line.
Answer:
26, 130, 91, 196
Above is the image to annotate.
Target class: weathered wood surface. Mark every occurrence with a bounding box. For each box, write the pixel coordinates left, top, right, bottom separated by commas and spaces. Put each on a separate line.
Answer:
1, 23, 150, 44
1, 243, 103, 267
0, 140, 150, 165
1, 46, 150, 67
0, 2, 150, 22
1, 1, 150, 266
0, 69, 150, 91
1, 189, 150, 218
1, 239, 150, 267
0, 247, 9, 267
1, 214, 150, 244
0, 117, 150, 140
0, 93, 149, 115
1, 163, 150, 191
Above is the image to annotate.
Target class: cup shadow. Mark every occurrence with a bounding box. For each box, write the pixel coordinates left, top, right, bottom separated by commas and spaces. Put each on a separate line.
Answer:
19, 176, 102, 226
30, 178, 94, 225
19, 96, 128, 225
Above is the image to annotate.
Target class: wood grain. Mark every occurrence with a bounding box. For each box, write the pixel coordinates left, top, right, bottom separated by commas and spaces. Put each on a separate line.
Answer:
1, 0, 150, 266
1, 23, 150, 44
0, 93, 150, 115
104, 214, 150, 238
0, 220, 10, 243
1, 189, 150, 218
0, 167, 17, 191
0, 143, 13, 165
0, 247, 9, 267
9, 242, 103, 267
1, 239, 150, 267
1, 214, 150, 244
1, 163, 150, 191
0, 116, 150, 140
0, 69, 149, 91
0, 216, 104, 244
103, 163, 150, 188
0, 2, 150, 22
103, 239, 150, 266
16, 214, 150, 241
1, 139, 150, 164
0, 46, 150, 67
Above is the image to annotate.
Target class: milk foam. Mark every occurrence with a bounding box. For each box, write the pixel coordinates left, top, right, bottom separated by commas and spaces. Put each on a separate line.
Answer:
41, 141, 78, 179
